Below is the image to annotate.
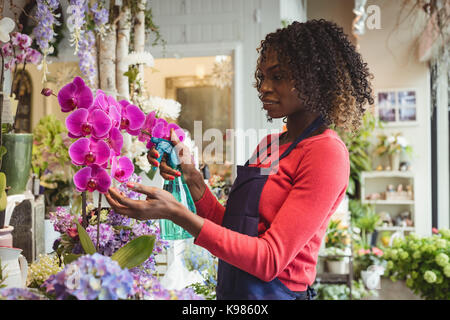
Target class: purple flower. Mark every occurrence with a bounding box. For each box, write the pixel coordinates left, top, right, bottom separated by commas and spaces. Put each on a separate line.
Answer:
25, 48, 42, 64
91, 2, 109, 27
33, 0, 60, 53
77, 30, 97, 86
111, 156, 134, 183
43, 253, 135, 300
69, 137, 110, 166
87, 224, 115, 248
91, 90, 122, 128
105, 127, 123, 156
141, 114, 186, 149
73, 164, 111, 193
0, 288, 47, 300
49, 206, 80, 233
1, 42, 13, 57
138, 111, 156, 144
11, 32, 32, 50
66, 108, 112, 139
58, 76, 94, 112
118, 100, 146, 136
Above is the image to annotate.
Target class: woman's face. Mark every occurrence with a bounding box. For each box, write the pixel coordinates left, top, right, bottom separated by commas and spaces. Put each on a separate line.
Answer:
257, 48, 303, 119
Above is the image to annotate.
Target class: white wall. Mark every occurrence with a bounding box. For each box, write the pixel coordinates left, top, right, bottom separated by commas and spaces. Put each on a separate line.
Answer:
308, 0, 432, 236
146, 0, 306, 166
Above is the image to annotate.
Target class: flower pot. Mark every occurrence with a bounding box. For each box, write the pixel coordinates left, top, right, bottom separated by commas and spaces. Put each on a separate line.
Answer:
389, 153, 400, 171
0, 133, 33, 195
326, 259, 349, 274
0, 246, 28, 288
0, 225, 14, 247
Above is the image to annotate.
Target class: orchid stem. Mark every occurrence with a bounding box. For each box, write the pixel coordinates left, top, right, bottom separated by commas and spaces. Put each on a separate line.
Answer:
81, 192, 87, 228
96, 193, 102, 252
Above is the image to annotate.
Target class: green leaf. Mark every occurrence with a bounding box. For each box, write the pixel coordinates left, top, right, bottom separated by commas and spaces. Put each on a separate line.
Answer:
0, 146, 6, 160
63, 253, 81, 264
74, 220, 96, 254
111, 235, 155, 269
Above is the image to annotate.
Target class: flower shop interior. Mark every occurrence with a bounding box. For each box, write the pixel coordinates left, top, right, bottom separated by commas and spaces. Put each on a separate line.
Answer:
0, 0, 448, 301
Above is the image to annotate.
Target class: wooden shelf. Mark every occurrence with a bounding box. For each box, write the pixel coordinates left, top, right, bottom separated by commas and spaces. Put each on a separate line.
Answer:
362, 199, 415, 205
376, 226, 415, 231
315, 273, 350, 284
361, 171, 414, 178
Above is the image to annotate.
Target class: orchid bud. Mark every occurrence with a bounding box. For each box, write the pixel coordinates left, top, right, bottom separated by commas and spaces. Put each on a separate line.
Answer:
41, 88, 54, 97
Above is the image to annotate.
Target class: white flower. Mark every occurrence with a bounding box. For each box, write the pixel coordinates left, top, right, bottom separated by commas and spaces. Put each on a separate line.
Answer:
145, 96, 181, 120
396, 136, 409, 148
387, 135, 396, 144
126, 51, 155, 67
0, 17, 15, 42
130, 139, 147, 157
135, 154, 152, 173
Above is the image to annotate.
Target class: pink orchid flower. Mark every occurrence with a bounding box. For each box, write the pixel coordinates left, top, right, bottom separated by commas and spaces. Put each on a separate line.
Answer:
138, 111, 156, 144
66, 108, 112, 140
58, 76, 94, 112
141, 115, 185, 149
90, 90, 122, 128
69, 138, 111, 166
105, 127, 124, 156
111, 156, 134, 183
118, 100, 146, 136
73, 164, 111, 193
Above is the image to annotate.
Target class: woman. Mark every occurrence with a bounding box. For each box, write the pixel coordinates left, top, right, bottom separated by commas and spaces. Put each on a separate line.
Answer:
105, 19, 373, 300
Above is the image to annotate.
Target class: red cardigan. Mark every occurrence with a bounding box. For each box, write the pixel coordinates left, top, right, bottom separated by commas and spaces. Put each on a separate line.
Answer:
193, 129, 350, 292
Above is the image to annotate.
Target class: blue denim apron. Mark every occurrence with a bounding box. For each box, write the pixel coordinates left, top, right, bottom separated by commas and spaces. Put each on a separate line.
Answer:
216, 117, 323, 300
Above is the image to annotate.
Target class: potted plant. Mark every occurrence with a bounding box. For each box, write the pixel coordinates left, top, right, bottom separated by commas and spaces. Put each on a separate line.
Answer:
0, 23, 42, 195
383, 228, 450, 300
350, 200, 381, 248
375, 132, 413, 171
324, 247, 349, 274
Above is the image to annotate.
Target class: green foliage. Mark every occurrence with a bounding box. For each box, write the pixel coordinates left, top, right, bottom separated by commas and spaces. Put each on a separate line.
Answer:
313, 279, 377, 300
0, 145, 6, 161
349, 199, 380, 248
75, 220, 96, 255
0, 258, 6, 289
62, 253, 82, 265
0, 172, 7, 212
32, 115, 72, 177
336, 112, 377, 199
111, 235, 155, 269
325, 219, 350, 249
32, 115, 74, 207
183, 244, 218, 300
383, 229, 450, 300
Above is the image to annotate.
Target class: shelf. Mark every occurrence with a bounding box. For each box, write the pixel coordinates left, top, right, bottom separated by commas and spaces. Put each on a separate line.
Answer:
362, 199, 414, 205
315, 273, 350, 284
361, 171, 414, 178
376, 226, 415, 231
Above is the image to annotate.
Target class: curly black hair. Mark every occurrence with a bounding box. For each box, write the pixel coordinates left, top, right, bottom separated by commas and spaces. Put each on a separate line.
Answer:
255, 19, 374, 131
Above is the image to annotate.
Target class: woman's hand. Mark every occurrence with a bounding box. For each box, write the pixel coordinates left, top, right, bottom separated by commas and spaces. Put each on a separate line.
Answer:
147, 128, 197, 181
104, 182, 205, 238
147, 128, 207, 202
105, 182, 181, 221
